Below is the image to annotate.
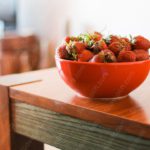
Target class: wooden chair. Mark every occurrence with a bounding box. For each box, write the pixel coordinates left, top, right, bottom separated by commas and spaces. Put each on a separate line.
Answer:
0, 34, 40, 75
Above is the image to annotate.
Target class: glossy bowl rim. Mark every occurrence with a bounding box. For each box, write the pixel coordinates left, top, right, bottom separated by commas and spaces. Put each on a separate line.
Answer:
55, 56, 150, 66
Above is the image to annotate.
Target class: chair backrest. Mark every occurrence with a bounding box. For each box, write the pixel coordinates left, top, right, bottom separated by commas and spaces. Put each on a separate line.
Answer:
0, 35, 40, 75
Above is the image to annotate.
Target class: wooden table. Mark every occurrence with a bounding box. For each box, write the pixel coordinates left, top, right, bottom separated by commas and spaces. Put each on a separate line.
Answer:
0, 68, 150, 150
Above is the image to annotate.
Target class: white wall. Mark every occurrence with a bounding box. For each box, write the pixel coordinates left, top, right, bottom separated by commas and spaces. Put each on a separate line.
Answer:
71, 0, 150, 38
17, 0, 71, 44
17, 0, 150, 42
17, 0, 72, 67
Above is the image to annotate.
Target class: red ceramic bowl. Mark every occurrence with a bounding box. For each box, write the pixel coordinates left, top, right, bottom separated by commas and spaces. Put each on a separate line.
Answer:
56, 57, 150, 99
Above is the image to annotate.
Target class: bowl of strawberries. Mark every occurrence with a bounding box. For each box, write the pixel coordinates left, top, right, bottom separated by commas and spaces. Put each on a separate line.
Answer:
55, 32, 150, 99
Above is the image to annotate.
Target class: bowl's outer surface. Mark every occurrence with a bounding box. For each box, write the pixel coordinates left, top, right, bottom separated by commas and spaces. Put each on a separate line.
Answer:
56, 58, 150, 98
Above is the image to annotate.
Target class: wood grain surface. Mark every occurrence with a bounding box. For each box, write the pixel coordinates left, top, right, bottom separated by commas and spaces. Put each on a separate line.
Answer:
0, 85, 11, 150
0, 69, 48, 86
11, 100, 150, 150
9, 68, 150, 139
0, 70, 46, 150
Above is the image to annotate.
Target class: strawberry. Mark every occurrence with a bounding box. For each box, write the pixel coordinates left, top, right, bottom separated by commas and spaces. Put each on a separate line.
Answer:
56, 45, 69, 59
102, 49, 117, 62
70, 36, 78, 41
94, 32, 103, 41
74, 42, 85, 53
108, 38, 131, 55
90, 40, 108, 54
108, 42, 123, 55
78, 50, 94, 62
91, 43, 101, 54
99, 40, 108, 50
133, 35, 150, 51
109, 35, 120, 43
90, 49, 116, 63
64, 36, 71, 43
121, 37, 130, 43
120, 38, 132, 51
90, 54, 104, 63
134, 49, 149, 61
118, 50, 136, 62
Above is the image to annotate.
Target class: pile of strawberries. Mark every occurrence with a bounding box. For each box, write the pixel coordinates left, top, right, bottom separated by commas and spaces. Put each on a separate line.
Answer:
56, 32, 150, 63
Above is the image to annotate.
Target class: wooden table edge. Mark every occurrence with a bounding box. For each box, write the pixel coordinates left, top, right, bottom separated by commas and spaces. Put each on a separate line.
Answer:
0, 70, 46, 150
0, 85, 11, 150
10, 88, 150, 139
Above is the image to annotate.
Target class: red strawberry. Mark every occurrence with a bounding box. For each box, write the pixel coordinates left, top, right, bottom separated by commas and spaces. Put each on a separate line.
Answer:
74, 42, 85, 53
120, 38, 132, 51
109, 35, 120, 43
90, 49, 116, 63
102, 49, 117, 62
78, 50, 94, 62
118, 50, 136, 62
121, 37, 130, 43
99, 40, 108, 50
108, 42, 123, 55
90, 54, 104, 63
64, 36, 71, 43
109, 38, 131, 55
91, 42, 101, 54
70, 36, 78, 41
133, 35, 150, 51
56, 45, 69, 59
134, 49, 149, 61
94, 32, 103, 41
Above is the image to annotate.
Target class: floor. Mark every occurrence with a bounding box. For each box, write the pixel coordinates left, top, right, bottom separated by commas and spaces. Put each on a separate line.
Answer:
44, 144, 60, 150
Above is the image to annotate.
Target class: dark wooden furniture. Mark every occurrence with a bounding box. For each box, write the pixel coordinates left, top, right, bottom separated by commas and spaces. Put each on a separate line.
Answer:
0, 68, 150, 150
0, 33, 40, 75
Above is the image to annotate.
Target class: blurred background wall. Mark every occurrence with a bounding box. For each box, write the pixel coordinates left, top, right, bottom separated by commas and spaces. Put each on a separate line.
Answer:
17, 0, 150, 37
17, 0, 72, 67
17, 0, 71, 40
71, 0, 150, 38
